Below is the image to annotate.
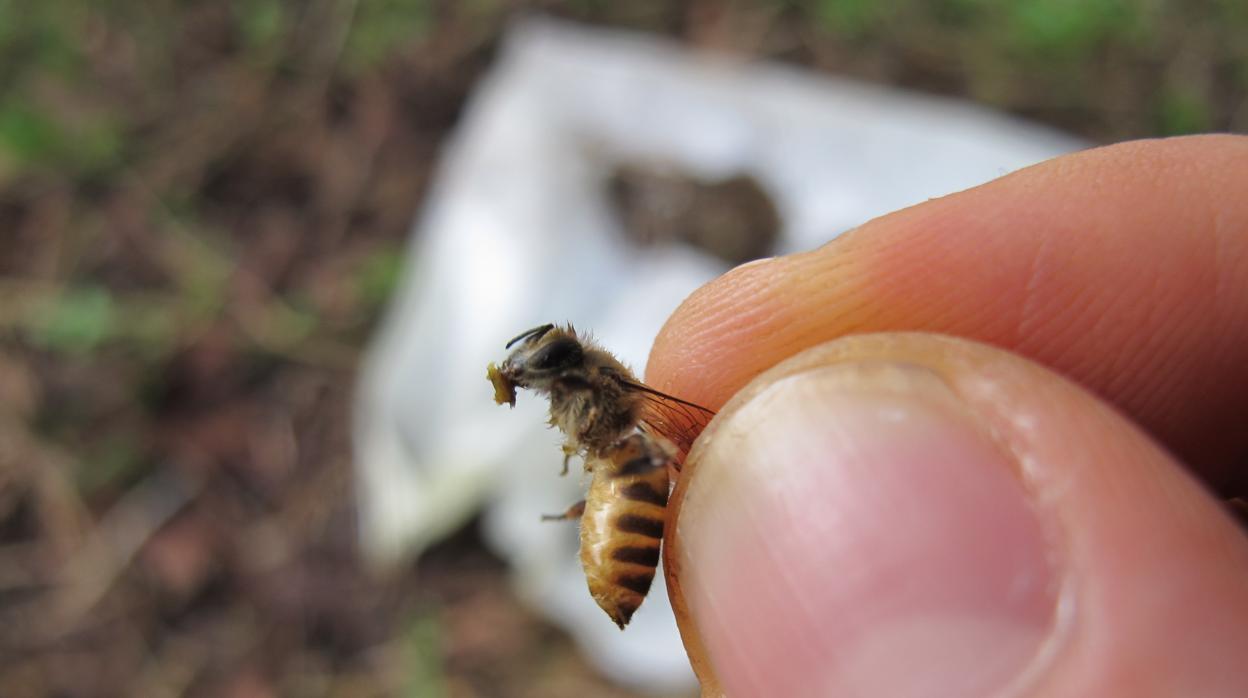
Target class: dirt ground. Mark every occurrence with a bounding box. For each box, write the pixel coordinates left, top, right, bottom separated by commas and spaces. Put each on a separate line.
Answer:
0, 2, 1244, 696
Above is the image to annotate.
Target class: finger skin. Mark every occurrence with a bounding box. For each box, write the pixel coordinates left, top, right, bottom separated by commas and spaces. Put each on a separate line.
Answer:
663, 333, 1248, 697
647, 135, 1248, 492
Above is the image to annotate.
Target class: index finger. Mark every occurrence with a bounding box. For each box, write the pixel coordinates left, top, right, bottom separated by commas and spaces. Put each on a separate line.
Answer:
646, 135, 1248, 491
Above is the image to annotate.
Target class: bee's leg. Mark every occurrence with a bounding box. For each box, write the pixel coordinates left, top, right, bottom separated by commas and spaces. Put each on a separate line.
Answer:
560, 443, 578, 476
541, 500, 586, 522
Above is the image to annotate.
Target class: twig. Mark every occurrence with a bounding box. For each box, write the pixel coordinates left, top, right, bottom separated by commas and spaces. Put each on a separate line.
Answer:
52, 467, 201, 629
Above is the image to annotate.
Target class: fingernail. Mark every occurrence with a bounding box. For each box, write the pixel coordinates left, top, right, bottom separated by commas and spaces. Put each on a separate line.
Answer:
677, 362, 1058, 698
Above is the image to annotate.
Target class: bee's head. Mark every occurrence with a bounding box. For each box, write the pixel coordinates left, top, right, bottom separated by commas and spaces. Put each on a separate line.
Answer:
498, 323, 585, 392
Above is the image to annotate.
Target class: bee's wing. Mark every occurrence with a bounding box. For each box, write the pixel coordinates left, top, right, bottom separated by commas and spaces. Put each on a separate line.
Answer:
616, 377, 715, 456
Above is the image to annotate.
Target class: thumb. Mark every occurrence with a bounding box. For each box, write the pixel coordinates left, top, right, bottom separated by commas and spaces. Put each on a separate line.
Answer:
664, 333, 1248, 698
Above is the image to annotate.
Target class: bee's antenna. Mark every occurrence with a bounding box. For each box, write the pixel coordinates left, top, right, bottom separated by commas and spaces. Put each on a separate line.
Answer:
505, 323, 555, 349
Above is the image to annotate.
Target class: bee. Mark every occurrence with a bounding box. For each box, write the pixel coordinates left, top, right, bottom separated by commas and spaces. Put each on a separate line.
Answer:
487, 323, 714, 628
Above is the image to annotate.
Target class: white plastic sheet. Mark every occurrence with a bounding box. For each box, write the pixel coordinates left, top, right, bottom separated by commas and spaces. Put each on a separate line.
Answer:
354, 18, 1086, 692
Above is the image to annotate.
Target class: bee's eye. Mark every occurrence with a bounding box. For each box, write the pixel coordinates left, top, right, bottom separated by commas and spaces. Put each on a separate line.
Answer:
531, 337, 583, 371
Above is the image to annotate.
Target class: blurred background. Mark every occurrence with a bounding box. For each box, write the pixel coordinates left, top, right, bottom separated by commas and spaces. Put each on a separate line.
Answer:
0, 1, 1244, 697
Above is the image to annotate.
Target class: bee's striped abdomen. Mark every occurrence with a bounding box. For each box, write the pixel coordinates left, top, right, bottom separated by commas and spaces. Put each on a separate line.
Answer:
580, 433, 673, 629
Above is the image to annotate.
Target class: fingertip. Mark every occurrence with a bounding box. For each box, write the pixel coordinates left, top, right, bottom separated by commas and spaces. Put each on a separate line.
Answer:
648, 135, 1248, 481
647, 254, 787, 404
667, 340, 1058, 697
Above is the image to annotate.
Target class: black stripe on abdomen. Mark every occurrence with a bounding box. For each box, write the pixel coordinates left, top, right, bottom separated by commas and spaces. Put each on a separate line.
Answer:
612, 545, 660, 567
620, 481, 667, 507
613, 455, 659, 478
615, 573, 654, 595
615, 513, 664, 539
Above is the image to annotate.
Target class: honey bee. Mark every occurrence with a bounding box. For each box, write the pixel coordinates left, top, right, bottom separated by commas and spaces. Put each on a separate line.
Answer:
487, 323, 714, 628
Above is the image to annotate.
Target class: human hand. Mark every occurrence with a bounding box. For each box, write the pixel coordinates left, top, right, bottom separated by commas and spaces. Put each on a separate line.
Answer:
646, 135, 1248, 697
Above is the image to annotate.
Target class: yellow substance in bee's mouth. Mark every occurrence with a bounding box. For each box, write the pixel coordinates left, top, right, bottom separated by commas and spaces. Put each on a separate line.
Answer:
487, 362, 517, 406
